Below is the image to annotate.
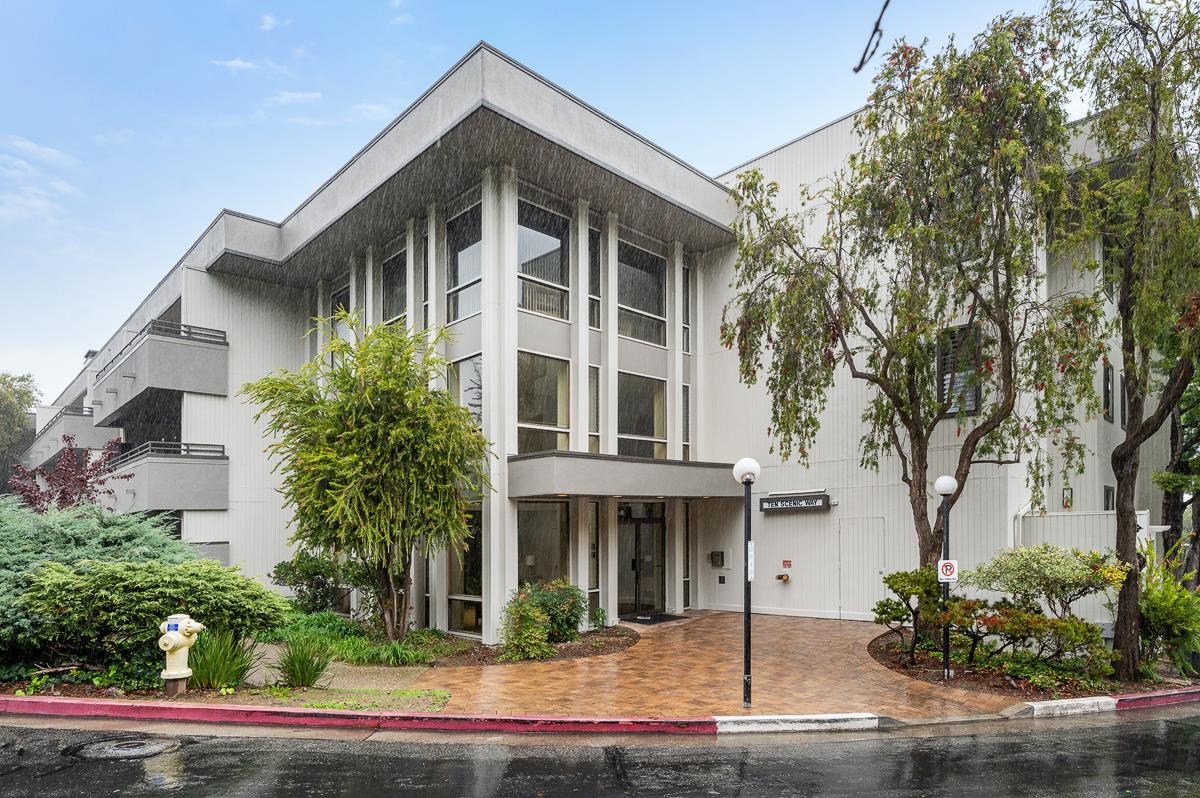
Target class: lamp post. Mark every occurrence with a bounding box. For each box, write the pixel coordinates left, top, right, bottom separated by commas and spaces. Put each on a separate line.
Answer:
934, 475, 958, 681
732, 457, 761, 708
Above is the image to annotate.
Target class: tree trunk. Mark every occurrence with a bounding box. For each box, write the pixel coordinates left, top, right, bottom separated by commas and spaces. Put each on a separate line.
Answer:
380, 560, 400, 642
906, 440, 941, 567
1162, 406, 1185, 559
1112, 446, 1142, 681
395, 549, 414, 643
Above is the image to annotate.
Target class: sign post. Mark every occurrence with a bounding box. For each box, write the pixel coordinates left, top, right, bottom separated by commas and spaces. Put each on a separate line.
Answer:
732, 457, 760, 710
934, 475, 959, 681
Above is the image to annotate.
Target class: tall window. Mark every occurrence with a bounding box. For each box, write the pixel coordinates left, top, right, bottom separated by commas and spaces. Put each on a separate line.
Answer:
617, 241, 666, 346
936, 326, 979, 415
420, 232, 430, 330
587, 501, 601, 621
518, 201, 569, 319
1120, 373, 1127, 429
517, 501, 569, 584
589, 365, 600, 453
1104, 485, 1116, 511
381, 244, 406, 324
1103, 363, 1114, 422
682, 260, 692, 354
618, 372, 666, 458
588, 228, 602, 330
447, 205, 482, 323
329, 284, 351, 367
517, 352, 569, 453
448, 505, 483, 635
682, 384, 691, 462
449, 355, 483, 428
682, 502, 692, 609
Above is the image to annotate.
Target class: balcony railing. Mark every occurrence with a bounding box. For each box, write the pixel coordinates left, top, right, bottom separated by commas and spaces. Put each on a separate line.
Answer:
95, 320, 228, 381
35, 405, 93, 440
109, 441, 226, 470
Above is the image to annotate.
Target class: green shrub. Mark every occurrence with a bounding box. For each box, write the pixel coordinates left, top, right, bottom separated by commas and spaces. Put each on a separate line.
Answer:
932, 598, 993, 664
259, 610, 363, 646
0, 497, 194, 660
19, 558, 290, 667
189, 631, 263, 690
1138, 540, 1200, 675
873, 566, 940, 664
526, 578, 586, 643
976, 603, 1109, 675
272, 636, 331, 688
962, 543, 1130, 618
589, 605, 607, 629
499, 587, 554, 662
270, 550, 345, 614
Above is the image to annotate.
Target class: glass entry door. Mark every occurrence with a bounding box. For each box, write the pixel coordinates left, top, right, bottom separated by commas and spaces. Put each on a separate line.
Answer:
617, 502, 666, 619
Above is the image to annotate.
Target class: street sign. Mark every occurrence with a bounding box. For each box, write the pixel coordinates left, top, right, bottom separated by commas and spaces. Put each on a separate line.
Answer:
937, 559, 959, 583
759, 493, 831, 513
747, 541, 755, 582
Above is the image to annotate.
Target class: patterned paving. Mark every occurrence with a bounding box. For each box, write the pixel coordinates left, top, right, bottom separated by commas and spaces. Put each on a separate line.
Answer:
410, 612, 1017, 719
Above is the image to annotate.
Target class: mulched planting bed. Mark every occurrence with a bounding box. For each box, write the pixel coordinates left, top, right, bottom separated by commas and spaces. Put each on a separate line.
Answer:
868, 630, 1196, 700
431, 624, 640, 667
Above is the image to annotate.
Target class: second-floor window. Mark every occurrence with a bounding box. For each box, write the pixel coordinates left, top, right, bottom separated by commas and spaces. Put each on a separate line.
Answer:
682, 383, 691, 461
682, 260, 692, 354
589, 365, 600, 453
588, 228, 602, 330
447, 205, 482, 323
517, 351, 569, 453
617, 241, 666, 346
448, 355, 483, 428
517, 201, 569, 320
936, 325, 979, 416
618, 371, 666, 459
381, 243, 406, 325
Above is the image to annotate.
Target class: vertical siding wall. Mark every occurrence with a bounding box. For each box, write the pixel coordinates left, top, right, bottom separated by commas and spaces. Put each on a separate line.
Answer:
180, 267, 311, 580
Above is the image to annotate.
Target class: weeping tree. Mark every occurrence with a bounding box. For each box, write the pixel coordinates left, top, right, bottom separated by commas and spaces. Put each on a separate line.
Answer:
1155, 379, 1200, 588
242, 315, 491, 641
1052, 0, 1200, 680
722, 17, 1104, 568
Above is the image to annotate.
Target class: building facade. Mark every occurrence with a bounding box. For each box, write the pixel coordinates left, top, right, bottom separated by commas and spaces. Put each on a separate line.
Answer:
21, 44, 1168, 643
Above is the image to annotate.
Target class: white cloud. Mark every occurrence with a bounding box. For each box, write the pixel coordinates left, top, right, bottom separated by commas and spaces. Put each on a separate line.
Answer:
391, 14, 413, 24
293, 46, 308, 57
93, 128, 136, 146
351, 103, 392, 121
390, 0, 404, 7
0, 135, 73, 167
47, 179, 83, 198
259, 13, 278, 31
211, 57, 256, 72
268, 90, 322, 106
286, 115, 339, 127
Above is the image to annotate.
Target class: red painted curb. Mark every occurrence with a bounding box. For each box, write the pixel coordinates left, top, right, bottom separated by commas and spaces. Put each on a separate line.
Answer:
0, 695, 716, 735
1113, 686, 1200, 711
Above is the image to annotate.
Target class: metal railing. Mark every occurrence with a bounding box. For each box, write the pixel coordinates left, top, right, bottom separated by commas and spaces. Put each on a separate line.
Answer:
95, 320, 227, 381
27, 405, 93, 451
108, 441, 226, 470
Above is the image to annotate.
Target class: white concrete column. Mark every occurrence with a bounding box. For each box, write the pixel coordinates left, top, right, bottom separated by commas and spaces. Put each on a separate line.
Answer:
571, 495, 589, 594
667, 498, 686, 612
425, 205, 442, 340
405, 218, 417, 332
667, 241, 683, 459
603, 497, 619, 624
693, 254, 705, 461
430, 550, 449, 631
602, 212, 619, 454
315, 279, 329, 354
480, 165, 520, 645
348, 256, 360, 319
569, 198, 590, 451
366, 247, 380, 326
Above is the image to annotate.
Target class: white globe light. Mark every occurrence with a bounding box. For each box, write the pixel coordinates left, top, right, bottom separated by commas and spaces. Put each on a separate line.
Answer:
934, 475, 958, 496
732, 457, 761, 485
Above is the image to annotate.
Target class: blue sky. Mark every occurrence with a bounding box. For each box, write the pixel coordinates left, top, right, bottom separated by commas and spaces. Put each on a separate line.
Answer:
1, 0, 1043, 399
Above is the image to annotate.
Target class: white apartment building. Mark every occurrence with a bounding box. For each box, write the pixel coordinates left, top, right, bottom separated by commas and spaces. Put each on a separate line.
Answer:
20, 44, 1167, 643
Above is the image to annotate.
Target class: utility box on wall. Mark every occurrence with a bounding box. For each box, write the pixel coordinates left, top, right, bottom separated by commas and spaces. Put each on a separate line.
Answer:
709, 550, 725, 568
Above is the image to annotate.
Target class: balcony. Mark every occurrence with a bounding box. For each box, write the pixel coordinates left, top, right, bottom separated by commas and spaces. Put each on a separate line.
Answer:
21, 406, 121, 469
92, 320, 228, 426
106, 441, 229, 513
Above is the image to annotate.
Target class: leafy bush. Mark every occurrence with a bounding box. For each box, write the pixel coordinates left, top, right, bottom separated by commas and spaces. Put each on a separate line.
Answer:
19, 559, 290, 667
1138, 540, 1200, 675
499, 587, 554, 662
272, 636, 331, 688
189, 631, 263, 690
258, 610, 363, 646
932, 598, 992, 664
526, 578, 586, 643
589, 605, 607, 629
872, 566, 940, 664
972, 603, 1109, 675
0, 497, 194, 659
962, 544, 1130, 618
270, 550, 345, 614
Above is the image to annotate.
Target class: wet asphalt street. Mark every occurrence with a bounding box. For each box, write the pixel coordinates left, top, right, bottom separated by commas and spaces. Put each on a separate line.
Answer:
2, 707, 1200, 797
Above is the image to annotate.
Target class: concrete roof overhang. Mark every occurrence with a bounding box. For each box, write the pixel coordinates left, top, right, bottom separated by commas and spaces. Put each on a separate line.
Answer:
507, 451, 742, 500
189, 43, 736, 289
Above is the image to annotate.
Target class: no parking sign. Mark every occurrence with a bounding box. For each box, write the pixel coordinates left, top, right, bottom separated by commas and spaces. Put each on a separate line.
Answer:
937, 559, 959, 583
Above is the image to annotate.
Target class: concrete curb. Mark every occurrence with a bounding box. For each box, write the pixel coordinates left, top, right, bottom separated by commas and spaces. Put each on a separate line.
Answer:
1003, 685, 1200, 719
714, 713, 880, 734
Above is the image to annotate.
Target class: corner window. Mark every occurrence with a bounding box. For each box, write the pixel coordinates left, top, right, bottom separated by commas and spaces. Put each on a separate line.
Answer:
618, 372, 666, 459
936, 326, 979, 415
330, 285, 351, 337
517, 501, 570, 585
1103, 363, 1114, 422
682, 503, 692, 608
588, 228, 602, 330
381, 245, 407, 324
517, 352, 569, 453
617, 241, 666, 346
448, 355, 483, 428
517, 201, 569, 320
448, 505, 483, 635
447, 205, 482, 323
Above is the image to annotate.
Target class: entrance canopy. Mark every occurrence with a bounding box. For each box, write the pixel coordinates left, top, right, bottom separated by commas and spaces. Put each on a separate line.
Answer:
507, 451, 742, 499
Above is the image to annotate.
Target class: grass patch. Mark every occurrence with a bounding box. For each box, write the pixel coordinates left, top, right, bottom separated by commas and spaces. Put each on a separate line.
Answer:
301, 689, 451, 712
260, 611, 473, 667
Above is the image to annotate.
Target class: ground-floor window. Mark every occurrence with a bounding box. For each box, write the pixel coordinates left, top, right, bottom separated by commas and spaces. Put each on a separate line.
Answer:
517, 501, 569, 584
448, 505, 483, 635
587, 501, 601, 620
682, 503, 692, 609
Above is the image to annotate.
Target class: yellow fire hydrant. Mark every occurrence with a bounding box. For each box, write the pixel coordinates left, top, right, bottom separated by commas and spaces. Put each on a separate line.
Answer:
158, 614, 205, 697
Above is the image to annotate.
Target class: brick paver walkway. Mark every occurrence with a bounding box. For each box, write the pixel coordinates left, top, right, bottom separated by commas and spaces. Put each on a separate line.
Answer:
409, 612, 1017, 719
